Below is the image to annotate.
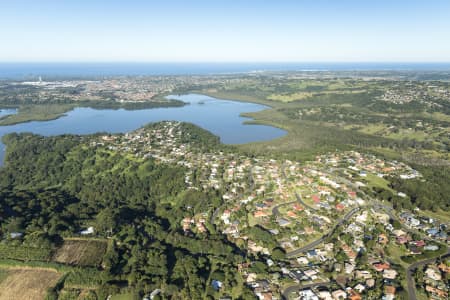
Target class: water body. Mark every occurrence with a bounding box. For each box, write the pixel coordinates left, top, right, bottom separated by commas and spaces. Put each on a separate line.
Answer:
1, 62, 450, 79
0, 94, 286, 165
0, 109, 17, 118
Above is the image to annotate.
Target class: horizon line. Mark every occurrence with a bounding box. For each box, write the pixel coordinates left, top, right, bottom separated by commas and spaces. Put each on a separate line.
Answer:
1, 61, 450, 64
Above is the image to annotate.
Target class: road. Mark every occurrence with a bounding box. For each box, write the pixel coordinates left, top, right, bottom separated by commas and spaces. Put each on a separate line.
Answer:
280, 165, 376, 297
281, 164, 317, 211
210, 206, 221, 224
283, 202, 449, 299
375, 203, 450, 300
280, 206, 360, 299
406, 250, 450, 300
272, 200, 298, 217
277, 165, 448, 300
286, 207, 360, 257
294, 191, 317, 211
370, 203, 450, 300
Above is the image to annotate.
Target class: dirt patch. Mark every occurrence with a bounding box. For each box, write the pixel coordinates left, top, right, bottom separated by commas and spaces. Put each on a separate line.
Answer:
0, 268, 61, 300
53, 239, 107, 267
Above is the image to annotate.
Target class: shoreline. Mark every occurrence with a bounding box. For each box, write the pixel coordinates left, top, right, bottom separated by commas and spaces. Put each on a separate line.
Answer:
0, 93, 288, 166
0, 99, 185, 126
193, 90, 277, 108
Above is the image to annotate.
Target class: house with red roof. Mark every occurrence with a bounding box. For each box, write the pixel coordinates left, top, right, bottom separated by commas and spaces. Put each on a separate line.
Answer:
312, 194, 321, 203
347, 191, 357, 198
335, 203, 345, 211
373, 262, 390, 272
293, 203, 304, 211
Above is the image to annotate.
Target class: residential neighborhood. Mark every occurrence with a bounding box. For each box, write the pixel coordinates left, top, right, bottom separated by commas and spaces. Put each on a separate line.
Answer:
93, 121, 450, 300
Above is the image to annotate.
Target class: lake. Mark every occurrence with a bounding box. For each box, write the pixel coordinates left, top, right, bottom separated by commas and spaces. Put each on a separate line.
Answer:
0, 94, 286, 165
0, 109, 18, 118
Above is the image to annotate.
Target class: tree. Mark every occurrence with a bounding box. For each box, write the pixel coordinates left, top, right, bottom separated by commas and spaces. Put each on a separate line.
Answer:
96, 208, 117, 235
272, 247, 286, 260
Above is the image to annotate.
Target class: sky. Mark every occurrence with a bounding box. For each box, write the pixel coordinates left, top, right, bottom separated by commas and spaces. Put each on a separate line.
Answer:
1, 0, 450, 62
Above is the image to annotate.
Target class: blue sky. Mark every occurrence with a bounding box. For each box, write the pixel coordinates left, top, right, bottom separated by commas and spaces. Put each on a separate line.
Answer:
1, 0, 450, 62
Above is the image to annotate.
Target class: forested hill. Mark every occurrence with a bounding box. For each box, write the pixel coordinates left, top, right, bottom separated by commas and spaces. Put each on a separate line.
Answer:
0, 123, 256, 299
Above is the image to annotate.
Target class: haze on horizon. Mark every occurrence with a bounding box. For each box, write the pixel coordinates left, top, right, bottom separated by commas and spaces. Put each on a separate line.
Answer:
2, 0, 450, 63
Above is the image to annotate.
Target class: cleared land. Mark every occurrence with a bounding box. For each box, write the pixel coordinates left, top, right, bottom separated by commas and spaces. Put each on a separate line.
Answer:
0, 268, 61, 300
52, 239, 107, 267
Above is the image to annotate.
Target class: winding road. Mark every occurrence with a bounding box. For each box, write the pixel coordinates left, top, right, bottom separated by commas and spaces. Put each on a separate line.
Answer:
279, 186, 448, 299
282, 202, 449, 299
406, 250, 450, 300
286, 207, 360, 257
281, 164, 318, 211
272, 200, 298, 217
294, 191, 317, 212
374, 204, 450, 300
276, 165, 448, 300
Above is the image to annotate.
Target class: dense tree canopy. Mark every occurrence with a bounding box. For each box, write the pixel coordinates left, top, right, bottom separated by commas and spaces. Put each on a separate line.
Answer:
0, 127, 246, 298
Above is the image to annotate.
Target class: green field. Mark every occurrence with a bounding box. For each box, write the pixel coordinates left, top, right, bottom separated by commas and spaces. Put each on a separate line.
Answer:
365, 173, 395, 193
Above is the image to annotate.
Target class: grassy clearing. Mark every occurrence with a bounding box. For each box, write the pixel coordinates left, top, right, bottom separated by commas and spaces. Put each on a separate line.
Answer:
384, 244, 410, 296
52, 239, 107, 267
357, 124, 386, 135
418, 209, 450, 223
365, 173, 395, 193
386, 243, 409, 269
247, 212, 258, 227
427, 112, 450, 122
268, 92, 315, 102
0, 268, 61, 300
385, 129, 429, 141
268, 90, 367, 102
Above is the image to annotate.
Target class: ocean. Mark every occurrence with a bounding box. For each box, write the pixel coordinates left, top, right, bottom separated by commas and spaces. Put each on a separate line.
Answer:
1, 62, 450, 80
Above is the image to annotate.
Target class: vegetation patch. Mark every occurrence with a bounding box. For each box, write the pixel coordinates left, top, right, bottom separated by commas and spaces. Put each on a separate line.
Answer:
52, 239, 107, 267
0, 104, 75, 126
0, 243, 53, 262
110, 292, 140, 300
